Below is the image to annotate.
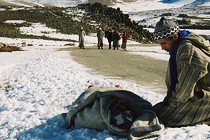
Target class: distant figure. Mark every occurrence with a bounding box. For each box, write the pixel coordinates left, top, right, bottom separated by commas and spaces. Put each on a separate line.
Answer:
105, 28, 113, 49
121, 31, 128, 51
78, 27, 86, 49
97, 28, 104, 49
113, 30, 120, 50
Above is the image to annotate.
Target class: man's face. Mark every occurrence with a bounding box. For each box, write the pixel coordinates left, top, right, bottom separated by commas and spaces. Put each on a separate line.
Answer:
156, 38, 174, 52
156, 34, 178, 52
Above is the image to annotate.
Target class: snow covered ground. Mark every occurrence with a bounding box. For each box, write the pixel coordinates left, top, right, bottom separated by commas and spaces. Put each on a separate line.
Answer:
0, 21, 210, 140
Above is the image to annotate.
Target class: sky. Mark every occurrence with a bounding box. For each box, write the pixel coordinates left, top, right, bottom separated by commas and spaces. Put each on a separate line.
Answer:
0, 1, 210, 140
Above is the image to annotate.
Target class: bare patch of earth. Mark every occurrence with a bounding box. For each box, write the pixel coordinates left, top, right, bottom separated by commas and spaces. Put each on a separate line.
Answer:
0, 45, 23, 52
62, 45, 168, 94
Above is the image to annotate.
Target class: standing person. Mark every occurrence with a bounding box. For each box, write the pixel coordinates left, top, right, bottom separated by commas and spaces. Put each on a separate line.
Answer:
153, 17, 210, 127
97, 28, 104, 49
78, 26, 86, 49
113, 29, 120, 50
105, 28, 113, 49
121, 31, 128, 51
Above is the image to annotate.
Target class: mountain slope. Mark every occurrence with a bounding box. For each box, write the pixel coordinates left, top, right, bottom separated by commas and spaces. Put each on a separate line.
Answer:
1, 0, 210, 8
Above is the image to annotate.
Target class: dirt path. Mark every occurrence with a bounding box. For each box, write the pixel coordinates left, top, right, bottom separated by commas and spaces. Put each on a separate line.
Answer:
64, 45, 168, 94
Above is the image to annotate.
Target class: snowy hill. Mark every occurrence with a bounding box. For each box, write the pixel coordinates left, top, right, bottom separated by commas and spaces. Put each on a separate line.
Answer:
1, 0, 210, 28
1, 0, 210, 9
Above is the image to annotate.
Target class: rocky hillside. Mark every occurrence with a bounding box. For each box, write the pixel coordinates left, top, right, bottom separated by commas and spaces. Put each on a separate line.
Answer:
0, 3, 153, 43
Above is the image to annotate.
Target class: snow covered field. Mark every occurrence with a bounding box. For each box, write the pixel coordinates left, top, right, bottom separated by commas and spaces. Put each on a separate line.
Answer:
0, 21, 210, 140
0, 0, 210, 139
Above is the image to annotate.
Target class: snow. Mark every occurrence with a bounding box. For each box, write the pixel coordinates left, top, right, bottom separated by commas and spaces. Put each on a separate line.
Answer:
201, 2, 210, 6
146, 28, 210, 36
1, 0, 210, 138
112, 0, 177, 13
0, 18, 210, 140
2, 0, 210, 9
128, 46, 169, 61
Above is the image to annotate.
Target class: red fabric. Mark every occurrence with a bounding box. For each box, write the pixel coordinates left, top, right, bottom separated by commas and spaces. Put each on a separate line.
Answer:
122, 32, 128, 43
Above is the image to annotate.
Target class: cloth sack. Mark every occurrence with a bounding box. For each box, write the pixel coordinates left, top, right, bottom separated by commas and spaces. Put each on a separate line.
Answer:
62, 87, 164, 139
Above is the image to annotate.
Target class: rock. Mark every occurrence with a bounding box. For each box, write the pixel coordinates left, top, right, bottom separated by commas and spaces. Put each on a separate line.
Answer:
21, 42, 26, 47
0, 44, 22, 52
76, 2, 153, 43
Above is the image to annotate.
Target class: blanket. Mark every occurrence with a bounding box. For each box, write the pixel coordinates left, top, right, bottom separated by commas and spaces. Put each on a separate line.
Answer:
62, 87, 164, 139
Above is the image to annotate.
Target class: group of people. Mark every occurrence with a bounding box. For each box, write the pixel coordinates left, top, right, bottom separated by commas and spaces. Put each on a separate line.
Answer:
77, 17, 210, 127
105, 29, 128, 51
78, 26, 128, 50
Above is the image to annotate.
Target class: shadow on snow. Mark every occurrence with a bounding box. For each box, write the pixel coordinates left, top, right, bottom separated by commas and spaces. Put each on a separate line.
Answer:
16, 115, 122, 140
